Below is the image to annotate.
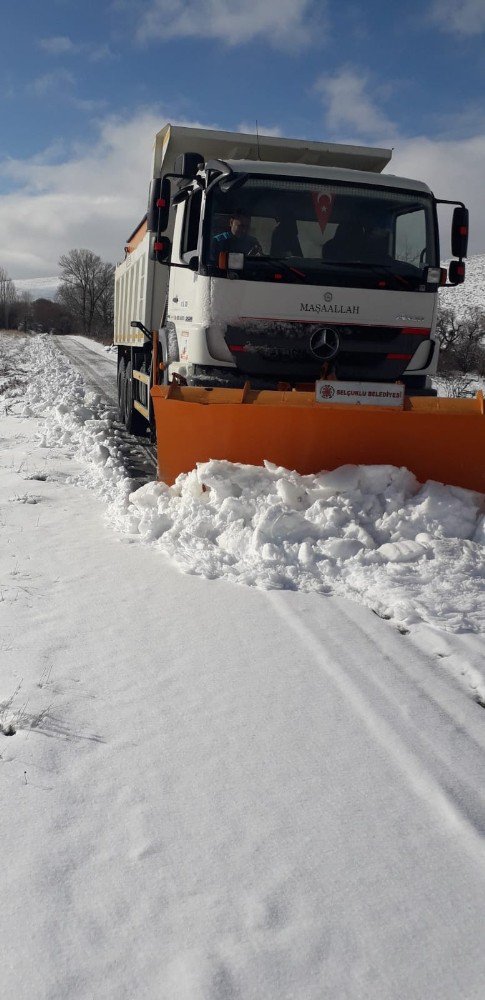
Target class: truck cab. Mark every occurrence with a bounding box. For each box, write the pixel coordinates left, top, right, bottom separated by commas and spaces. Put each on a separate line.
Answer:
165, 158, 442, 392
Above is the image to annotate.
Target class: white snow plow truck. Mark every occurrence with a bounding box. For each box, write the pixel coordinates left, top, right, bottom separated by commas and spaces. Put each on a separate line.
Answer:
114, 124, 484, 492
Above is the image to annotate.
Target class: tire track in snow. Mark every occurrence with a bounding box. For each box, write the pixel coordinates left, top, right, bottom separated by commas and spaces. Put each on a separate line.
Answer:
269, 590, 485, 858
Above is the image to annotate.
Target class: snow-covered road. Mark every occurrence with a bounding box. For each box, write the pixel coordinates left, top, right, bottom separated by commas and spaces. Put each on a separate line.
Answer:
53, 334, 118, 405
1, 332, 485, 999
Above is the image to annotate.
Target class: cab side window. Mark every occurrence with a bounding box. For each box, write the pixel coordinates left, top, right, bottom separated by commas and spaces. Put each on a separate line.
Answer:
181, 190, 202, 259
395, 208, 427, 266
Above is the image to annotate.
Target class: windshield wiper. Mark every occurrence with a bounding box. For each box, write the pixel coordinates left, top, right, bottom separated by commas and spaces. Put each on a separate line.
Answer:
320, 260, 414, 288
251, 255, 308, 282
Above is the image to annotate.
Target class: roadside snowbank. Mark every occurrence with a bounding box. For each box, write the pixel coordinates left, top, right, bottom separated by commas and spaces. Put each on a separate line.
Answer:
6, 333, 485, 633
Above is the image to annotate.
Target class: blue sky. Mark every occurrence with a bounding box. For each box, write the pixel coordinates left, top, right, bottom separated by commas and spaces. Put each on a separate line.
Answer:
2, 0, 485, 278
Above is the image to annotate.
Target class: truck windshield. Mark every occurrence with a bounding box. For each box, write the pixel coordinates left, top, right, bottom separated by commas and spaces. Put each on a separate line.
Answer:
205, 175, 437, 289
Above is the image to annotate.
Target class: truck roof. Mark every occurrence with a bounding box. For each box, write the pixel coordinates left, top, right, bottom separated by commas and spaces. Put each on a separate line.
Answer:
222, 158, 434, 195
154, 123, 392, 177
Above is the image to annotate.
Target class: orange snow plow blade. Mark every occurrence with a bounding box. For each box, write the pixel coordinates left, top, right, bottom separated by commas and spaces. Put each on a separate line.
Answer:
151, 385, 485, 493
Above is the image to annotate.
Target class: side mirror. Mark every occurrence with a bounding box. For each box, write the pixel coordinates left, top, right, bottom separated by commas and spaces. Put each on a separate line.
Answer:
150, 236, 171, 264
147, 176, 171, 234
188, 256, 199, 272
174, 151, 203, 179
448, 259, 465, 285
451, 206, 469, 259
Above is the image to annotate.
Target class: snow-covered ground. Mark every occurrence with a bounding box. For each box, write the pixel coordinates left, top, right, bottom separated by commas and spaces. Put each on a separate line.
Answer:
1, 331, 485, 999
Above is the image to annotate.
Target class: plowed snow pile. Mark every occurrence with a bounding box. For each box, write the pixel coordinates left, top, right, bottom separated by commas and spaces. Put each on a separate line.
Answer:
124, 463, 484, 631
8, 334, 485, 633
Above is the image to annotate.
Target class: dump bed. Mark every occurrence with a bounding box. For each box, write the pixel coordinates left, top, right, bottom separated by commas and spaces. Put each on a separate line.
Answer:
153, 123, 392, 178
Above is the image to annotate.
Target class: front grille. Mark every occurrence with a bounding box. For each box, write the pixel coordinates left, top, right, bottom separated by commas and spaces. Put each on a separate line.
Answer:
225, 320, 428, 383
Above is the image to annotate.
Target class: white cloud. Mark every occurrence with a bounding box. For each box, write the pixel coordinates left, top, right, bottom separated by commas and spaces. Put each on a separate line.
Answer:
88, 44, 115, 62
136, 0, 325, 51
39, 35, 115, 61
28, 70, 107, 112
315, 68, 397, 140
39, 36, 75, 55
237, 122, 283, 137
30, 70, 76, 98
428, 0, 485, 35
70, 95, 109, 113
0, 110, 216, 279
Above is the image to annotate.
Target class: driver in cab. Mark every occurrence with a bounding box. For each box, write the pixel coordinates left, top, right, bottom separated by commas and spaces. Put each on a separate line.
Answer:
211, 210, 262, 260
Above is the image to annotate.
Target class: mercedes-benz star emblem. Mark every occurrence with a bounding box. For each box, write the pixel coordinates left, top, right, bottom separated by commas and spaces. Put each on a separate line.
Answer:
309, 326, 340, 360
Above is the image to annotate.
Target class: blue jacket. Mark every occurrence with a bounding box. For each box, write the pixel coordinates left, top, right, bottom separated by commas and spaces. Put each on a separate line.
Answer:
211, 230, 260, 259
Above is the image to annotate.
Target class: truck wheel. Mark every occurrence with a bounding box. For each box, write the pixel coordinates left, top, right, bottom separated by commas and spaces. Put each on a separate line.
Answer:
124, 360, 146, 435
117, 357, 126, 423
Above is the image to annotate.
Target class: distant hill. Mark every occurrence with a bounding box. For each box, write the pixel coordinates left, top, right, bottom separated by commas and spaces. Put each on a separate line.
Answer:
439, 253, 485, 316
14, 276, 60, 301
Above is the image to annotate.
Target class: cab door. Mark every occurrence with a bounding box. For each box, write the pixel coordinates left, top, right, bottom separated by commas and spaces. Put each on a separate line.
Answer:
167, 190, 212, 365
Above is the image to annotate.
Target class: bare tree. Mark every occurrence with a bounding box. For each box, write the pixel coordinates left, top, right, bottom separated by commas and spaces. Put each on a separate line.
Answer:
15, 291, 33, 332
57, 249, 114, 339
0, 266, 17, 329
436, 304, 485, 377
435, 306, 460, 353
95, 276, 115, 333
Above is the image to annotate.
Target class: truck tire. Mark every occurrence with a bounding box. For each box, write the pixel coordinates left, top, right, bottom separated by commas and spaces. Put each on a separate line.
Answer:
124, 360, 146, 435
117, 357, 126, 423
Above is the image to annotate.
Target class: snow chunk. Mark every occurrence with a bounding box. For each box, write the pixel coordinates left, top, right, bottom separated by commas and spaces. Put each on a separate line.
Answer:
377, 540, 430, 563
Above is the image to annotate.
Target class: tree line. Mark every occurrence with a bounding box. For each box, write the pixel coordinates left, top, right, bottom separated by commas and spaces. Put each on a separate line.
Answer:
0, 249, 115, 341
